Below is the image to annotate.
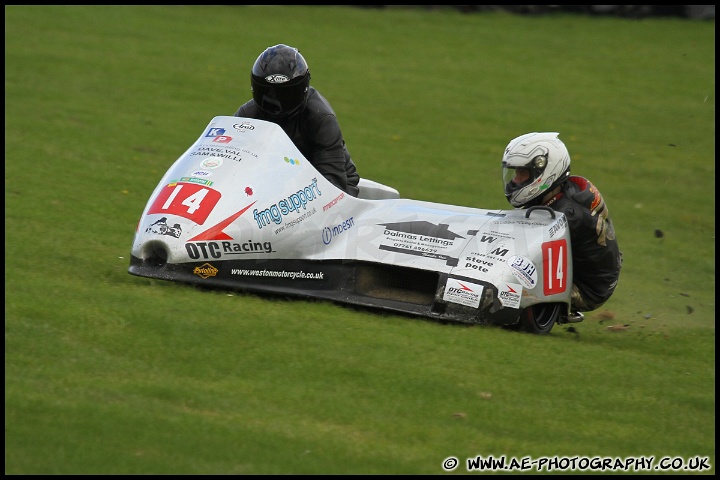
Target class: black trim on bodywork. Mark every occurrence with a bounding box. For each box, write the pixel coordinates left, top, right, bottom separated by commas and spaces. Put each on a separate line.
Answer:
128, 256, 521, 326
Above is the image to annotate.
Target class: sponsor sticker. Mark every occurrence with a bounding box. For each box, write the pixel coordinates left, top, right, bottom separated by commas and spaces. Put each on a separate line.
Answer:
443, 278, 484, 308
498, 282, 522, 309
507, 255, 537, 289
232, 122, 255, 132
322, 216, 354, 245
178, 176, 213, 186
548, 215, 567, 238
193, 262, 218, 279
205, 127, 225, 137
377, 221, 464, 262
200, 156, 223, 169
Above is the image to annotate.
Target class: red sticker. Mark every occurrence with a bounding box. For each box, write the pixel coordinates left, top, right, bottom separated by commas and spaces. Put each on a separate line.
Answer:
148, 182, 221, 225
542, 239, 568, 295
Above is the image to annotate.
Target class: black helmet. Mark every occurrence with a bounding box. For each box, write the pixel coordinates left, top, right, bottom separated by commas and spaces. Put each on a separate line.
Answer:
251, 44, 311, 119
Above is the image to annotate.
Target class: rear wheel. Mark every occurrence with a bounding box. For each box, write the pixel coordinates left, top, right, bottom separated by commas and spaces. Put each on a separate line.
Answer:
517, 303, 563, 334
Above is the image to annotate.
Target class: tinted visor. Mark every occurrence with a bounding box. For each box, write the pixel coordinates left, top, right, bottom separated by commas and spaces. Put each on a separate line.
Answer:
251, 75, 308, 117
503, 165, 534, 193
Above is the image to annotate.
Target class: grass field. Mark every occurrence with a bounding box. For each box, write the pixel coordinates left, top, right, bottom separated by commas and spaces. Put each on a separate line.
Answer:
5, 5, 715, 474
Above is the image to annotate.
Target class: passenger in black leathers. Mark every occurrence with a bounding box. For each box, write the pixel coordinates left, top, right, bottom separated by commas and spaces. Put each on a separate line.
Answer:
234, 44, 360, 197
502, 132, 622, 312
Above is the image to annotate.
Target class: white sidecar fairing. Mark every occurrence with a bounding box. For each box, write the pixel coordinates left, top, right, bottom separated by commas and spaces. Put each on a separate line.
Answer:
129, 116, 574, 329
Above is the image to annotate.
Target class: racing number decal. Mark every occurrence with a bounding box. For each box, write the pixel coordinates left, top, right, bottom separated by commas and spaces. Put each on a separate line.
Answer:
148, 182, 220, 225
542, 239, 568, 295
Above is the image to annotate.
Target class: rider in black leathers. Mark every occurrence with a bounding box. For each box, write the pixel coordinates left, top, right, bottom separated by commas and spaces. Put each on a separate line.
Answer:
234, 44, 360, 197
502, 132, 622, 312
539, 176, 622, 311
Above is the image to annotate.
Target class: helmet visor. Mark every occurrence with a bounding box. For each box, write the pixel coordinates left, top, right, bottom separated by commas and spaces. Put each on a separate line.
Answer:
252, 76, 308, 117
503, 166, 534, 192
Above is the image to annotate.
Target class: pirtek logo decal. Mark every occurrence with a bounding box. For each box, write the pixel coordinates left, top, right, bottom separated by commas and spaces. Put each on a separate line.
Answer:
194, 263, 218, 279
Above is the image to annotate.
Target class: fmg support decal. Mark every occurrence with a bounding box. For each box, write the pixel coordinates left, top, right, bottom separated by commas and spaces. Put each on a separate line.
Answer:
253, 177, 322, 229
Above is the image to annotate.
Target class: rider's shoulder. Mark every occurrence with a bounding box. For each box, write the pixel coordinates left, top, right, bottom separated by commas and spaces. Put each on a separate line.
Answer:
305, 87, 336, 116
567, 176, 603, 208
567, 175, 593, 191
234, 100, 259, 118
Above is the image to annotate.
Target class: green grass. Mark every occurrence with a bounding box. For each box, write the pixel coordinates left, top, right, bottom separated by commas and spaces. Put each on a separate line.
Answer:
5, 5, 715, 475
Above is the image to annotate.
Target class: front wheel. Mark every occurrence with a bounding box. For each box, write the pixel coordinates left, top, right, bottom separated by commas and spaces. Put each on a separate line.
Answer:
517, 303, 563, 334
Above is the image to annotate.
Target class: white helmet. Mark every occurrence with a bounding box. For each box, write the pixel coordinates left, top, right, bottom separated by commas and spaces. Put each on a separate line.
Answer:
501, 132, 571, 208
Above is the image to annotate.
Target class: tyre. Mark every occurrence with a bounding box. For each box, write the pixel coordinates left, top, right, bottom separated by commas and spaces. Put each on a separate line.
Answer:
517, 302, 563, 334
